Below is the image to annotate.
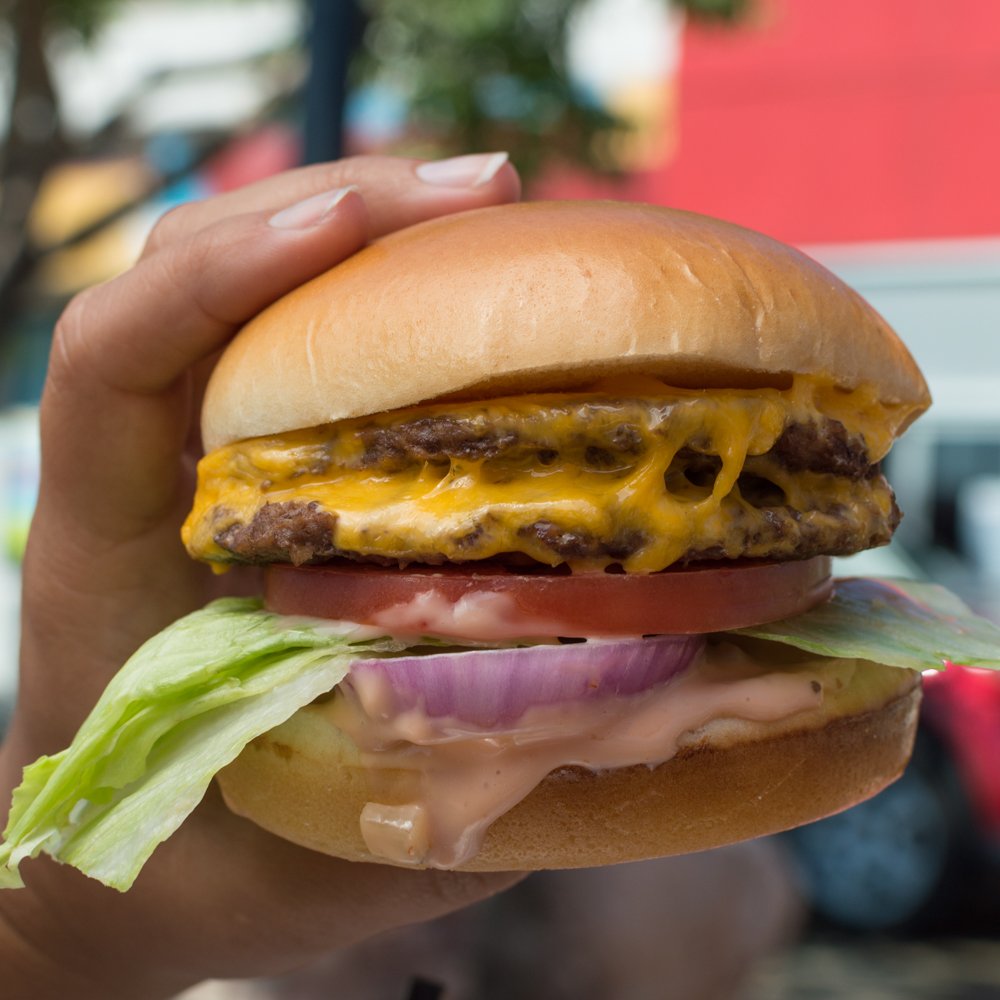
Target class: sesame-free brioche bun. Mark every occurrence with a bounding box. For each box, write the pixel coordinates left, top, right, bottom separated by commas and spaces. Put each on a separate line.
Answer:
217, 657, 920, 870
201, 200, 930, 452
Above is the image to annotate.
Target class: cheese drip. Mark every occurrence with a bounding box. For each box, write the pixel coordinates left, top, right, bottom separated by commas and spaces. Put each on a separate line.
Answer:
183, 376, 906, 573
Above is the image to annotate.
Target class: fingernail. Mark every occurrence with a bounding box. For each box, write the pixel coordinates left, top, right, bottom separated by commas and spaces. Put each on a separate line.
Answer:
268, 185, 359, 229
415, 152, 509, 188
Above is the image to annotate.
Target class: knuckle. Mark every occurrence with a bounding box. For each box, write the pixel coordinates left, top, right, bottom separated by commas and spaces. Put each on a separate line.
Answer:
146, 223, 214, 299
183, 224, 225, 284
143, 203, 195, 256
318, 154, 384, 189
50, 287, 98, 378
164, 222, 235, 327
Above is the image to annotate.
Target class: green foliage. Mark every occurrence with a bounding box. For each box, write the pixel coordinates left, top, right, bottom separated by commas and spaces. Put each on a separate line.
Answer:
41, 0, 279, 39
355, 0, 626, 177
15, 0, 750, 181
45, 0, 124, 38
354, 0, 749, 179
675, 0, 749, 19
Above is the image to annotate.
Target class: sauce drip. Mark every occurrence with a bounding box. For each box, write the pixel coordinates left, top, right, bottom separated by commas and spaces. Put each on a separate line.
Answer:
327, 644, 825, 867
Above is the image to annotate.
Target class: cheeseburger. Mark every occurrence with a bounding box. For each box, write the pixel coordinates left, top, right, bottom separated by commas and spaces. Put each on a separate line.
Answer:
5, 201, 998, 892
187, 199, 926, 869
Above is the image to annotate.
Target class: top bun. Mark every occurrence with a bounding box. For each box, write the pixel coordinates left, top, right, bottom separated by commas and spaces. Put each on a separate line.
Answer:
202, 200, 930, 451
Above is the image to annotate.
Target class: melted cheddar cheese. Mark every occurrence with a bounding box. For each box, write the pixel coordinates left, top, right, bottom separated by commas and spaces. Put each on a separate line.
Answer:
183, 377, 909, 573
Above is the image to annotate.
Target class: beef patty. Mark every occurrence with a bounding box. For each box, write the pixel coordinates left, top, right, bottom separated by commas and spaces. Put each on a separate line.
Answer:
203, 394, 898, 571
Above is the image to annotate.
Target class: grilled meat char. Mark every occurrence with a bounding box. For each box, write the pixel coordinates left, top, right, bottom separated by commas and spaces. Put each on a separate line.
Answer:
211, 403, 897, 569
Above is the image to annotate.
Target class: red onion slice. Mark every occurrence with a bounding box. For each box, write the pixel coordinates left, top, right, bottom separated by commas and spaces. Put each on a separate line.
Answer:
347, 635, 705, 729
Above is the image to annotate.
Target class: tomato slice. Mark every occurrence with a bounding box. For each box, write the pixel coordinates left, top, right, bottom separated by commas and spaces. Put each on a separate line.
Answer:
265, 557, 832, 639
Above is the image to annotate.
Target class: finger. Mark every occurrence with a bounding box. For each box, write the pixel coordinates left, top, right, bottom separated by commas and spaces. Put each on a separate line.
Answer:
11, 793, 527, 991
163, 793, 528, 981
184, 794, 526, 977
41, 186, 369, 541
144, 152, 520, 255
58, 187, 369, 396
182, 807, 527, 980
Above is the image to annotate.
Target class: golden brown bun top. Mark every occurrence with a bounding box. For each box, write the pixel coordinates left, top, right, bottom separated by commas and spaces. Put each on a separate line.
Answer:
202, 200, 930, 450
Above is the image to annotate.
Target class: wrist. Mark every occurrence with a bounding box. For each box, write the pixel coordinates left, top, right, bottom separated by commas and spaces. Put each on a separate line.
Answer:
0, 741, 196, 1000
0, 896, 122, 1000
0, 864, 194, 1000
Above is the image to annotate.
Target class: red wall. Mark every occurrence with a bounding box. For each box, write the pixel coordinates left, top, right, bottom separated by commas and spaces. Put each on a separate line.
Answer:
544, 0, 1000, 245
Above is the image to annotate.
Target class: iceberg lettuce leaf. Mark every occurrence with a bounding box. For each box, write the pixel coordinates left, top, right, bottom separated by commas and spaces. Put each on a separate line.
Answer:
4, 579, 999, 894
736, 578, 1000, 672
0, 598, 398, 892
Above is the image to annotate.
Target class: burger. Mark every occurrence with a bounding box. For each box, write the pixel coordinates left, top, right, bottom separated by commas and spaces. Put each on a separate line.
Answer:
4, 200, 997, 891
184, 198, 929, 869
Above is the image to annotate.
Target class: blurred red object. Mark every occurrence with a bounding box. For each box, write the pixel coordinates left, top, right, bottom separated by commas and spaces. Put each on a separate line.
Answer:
203, 123, 301, 194
923, 664, 1000, 837
540, 0, 1000, 246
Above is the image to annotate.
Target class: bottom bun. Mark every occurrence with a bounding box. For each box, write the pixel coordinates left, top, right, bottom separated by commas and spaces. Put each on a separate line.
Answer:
217, 664, 921, 870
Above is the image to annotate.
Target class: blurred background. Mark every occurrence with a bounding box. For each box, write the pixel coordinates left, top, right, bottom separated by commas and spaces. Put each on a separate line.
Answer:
2, 0, 1000, 997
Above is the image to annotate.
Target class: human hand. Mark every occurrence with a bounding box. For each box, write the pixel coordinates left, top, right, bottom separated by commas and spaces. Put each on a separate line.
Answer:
0, 153, 523, 999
